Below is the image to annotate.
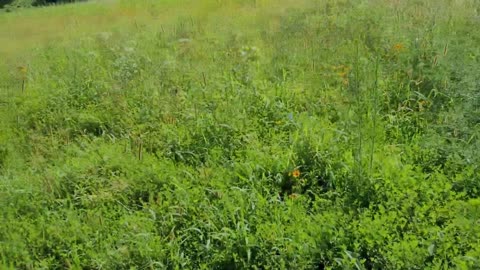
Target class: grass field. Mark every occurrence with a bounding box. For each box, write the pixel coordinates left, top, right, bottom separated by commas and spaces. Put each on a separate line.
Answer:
1, 0, 480, 269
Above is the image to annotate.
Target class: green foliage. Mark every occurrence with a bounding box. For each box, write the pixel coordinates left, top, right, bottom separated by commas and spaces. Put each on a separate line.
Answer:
1, 0, 479, 269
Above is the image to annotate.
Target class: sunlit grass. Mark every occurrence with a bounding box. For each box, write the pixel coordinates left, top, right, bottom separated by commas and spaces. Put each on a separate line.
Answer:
0, 0, 312, 58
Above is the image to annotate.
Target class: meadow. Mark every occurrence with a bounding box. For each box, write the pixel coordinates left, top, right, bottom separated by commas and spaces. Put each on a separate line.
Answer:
0, 0, 479, 269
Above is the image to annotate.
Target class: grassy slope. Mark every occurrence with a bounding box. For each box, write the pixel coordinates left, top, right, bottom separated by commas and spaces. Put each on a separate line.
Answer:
1, 0, 480, 269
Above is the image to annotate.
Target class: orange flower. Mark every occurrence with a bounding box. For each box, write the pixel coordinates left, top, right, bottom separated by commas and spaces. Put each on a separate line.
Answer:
291, 169, 300, 178
392, 43, 405, 52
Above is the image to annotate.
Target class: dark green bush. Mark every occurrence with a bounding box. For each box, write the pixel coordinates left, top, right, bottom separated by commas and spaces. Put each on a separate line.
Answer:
1, 0, 85, 9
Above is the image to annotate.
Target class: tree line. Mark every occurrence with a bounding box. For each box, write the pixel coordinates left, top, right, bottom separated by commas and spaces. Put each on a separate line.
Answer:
1, 0, 85, 9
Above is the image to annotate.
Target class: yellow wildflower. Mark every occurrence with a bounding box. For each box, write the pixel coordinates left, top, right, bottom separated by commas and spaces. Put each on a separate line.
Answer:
288, 193, 299, 199
17, 66, 27, 73
418, 100, 429, 112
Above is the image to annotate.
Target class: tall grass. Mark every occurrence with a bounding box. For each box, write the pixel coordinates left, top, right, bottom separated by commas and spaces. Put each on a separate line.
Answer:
1, 0, 479, 269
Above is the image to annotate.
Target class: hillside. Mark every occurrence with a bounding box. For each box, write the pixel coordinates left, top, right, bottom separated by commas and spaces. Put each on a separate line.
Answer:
1, 0, 479, 269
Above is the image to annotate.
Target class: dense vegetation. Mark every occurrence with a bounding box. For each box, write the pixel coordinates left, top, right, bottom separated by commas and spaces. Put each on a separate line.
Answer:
1, 0, 479, 269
